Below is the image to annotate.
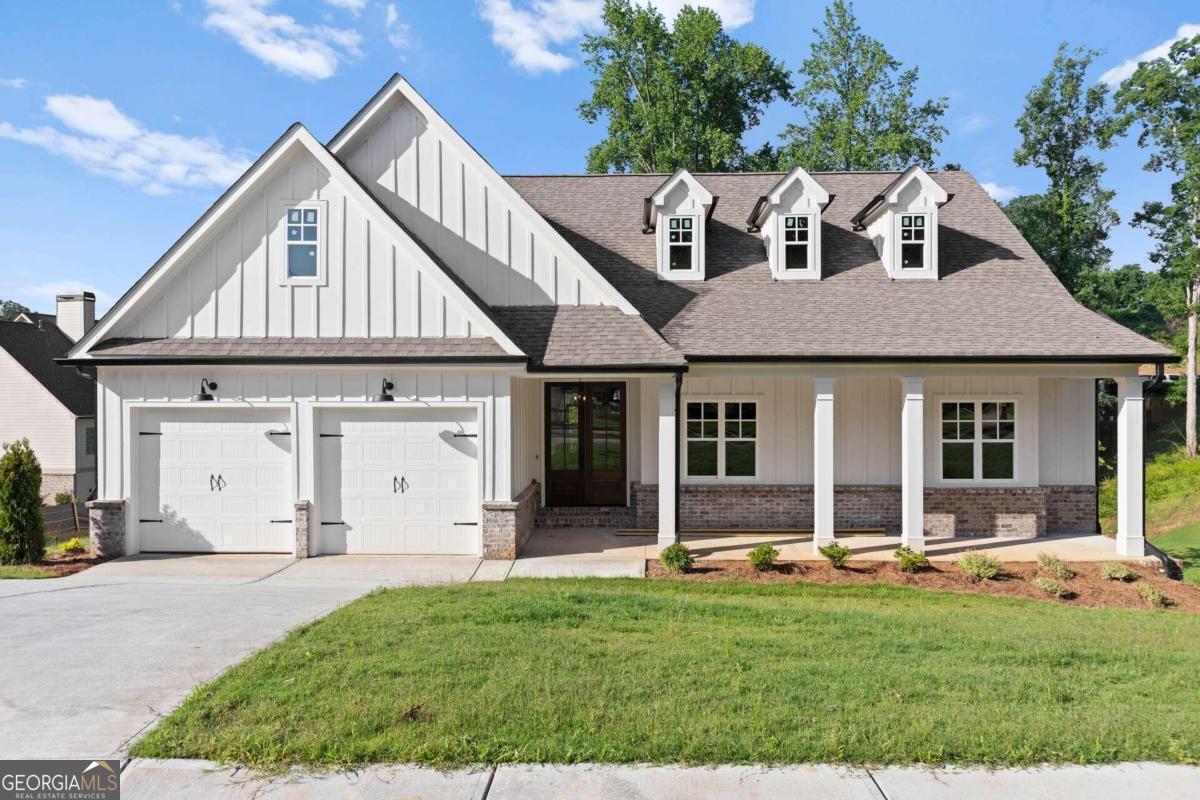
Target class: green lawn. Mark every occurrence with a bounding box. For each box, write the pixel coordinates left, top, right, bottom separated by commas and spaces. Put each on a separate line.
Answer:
1153, 524, 1200, 586
0, 564, 55, 579
134, 579, 1200, 769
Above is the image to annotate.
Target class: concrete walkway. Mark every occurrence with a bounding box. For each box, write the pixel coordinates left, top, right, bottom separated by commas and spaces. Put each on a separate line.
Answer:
120, 759, 1200, 799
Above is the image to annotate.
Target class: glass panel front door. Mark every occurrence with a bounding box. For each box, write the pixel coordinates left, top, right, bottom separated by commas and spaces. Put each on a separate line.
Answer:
545, 382, 626, 506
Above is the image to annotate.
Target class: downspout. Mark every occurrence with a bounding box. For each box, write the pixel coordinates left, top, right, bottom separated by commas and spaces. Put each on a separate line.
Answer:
1094, 379, 1101, 535
674, 370, 683, 543
1142, 364, 1179, 576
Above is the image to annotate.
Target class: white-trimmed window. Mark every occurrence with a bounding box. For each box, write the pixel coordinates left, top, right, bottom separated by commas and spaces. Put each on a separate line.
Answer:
686, 400, 757, 479
782, 215, 813, 271
941, 400, 1015, 481
667, 216, 695, 271
899, 214, 927, 269
84, 426, 96, 456
286, 206, 320, 279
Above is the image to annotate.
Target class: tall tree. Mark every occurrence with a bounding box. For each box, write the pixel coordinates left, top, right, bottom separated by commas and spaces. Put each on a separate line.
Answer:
0, 300, 31, 321
1008, 44, 1118, 294
578, 1, 791, 173
775, 0, 947, 171
1114, 35, 1200, 456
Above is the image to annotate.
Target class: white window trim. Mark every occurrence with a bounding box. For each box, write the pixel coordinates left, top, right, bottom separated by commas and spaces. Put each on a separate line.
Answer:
898, 213, 930, 271
683, 396, 760, 482
936, 396, 1020, 486
664, 214, 698, 274
884, 208, 938, 279
776, 213, 818, 278
279, 200, 329, 287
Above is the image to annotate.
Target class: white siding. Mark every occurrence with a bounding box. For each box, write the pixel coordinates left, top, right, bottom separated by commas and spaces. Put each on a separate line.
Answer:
0, 348, 78, 473
1039, 377, 1097, 485
340, 94, 614, 308
109, 148, 488, 341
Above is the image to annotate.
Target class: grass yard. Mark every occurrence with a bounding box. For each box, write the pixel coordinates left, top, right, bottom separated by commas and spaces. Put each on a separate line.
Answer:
1153, 524, 1200, 585
134, 578, 1200, 769
0, 564, 56, 579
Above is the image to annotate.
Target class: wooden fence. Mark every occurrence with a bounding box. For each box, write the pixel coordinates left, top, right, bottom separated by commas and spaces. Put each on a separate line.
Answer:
43, 502, 87, 542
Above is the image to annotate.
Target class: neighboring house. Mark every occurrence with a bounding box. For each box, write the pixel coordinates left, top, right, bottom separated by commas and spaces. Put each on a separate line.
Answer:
2, 293, 97, 502
64, 76, 1172, 561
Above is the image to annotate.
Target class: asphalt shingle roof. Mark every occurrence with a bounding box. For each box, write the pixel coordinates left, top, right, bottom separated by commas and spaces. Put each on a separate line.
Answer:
88, 337, 514, 360
505, 171, 1173, 361
494, 306, 685, 369
0, 320, 95, 416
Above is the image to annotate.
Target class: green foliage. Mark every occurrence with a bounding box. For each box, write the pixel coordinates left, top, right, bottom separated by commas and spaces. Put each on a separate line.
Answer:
0, 299, 31, 322
956, 552, 1002, 580
659, 542, 694, 573
1100, 444, 1200, 533
818, 542, 852, 568
52, 491, 74, 506
1033, 577, 1071, 598
893, 545, 929, 573
1036, 552, 1076, 580
1073, 263, 1168, 336
0, 439, 45, 565
59, 536, 88, 554
1151, 524, 1200, 585
1137, 582, 1173, 609
578, 0, 791, 173
747, 542, 779, 571
1099, 562, 1138, 582
1010, 44, 1118, 294
775, 0, 947, 171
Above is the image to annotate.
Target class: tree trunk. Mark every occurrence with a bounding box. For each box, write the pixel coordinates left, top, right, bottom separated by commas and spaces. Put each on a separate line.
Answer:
1189, 280, 1198, 458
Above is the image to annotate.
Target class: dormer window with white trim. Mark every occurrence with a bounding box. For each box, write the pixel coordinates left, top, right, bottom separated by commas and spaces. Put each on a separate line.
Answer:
852, 166, 948, 281
749, 166, 829, 280
279, 200, 328, 286
647, 169, 713, 282
899, 213, 928, 270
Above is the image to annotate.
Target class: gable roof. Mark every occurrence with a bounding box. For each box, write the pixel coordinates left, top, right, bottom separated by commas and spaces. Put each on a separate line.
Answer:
0, 320, 94, 416
494, 306, 685, 371
505, 170, 1174, 362
851, 165, 950, 230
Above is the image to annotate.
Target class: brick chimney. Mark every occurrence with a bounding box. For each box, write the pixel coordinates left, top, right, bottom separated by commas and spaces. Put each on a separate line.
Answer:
55, 292, 96, 343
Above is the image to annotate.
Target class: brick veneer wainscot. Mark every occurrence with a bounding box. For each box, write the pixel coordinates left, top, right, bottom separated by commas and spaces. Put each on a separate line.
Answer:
481, 481, 538, 559
86, 499, 125, 558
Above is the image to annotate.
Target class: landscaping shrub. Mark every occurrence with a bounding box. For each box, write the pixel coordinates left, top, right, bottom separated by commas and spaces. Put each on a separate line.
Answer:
818, 542, 852, 568
659, 542, 694, 574
956, 552, 1002, 580
1036, 552, 1076, 580
893, 545, 930, 573
60, 537, 88, 555
747, 543, 779, 571
0, 439, 44, 565
52, 491, 74, 507
1137, 582, 1173, 609
1033, 577, 1071, 598
1099, 562, 1138, 582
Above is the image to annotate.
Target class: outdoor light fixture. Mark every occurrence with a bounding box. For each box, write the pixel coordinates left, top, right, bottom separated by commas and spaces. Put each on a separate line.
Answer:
191, 378, 218, 402
371, 379, 395, 402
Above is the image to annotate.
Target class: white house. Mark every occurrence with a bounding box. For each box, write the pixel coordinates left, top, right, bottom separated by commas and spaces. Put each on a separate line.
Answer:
2, 293, 97, 502
65, 76, 1172, 561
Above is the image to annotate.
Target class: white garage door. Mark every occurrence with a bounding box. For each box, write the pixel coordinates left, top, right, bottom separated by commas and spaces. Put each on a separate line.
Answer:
136, 408, 293, 553
318, 407, 479, 555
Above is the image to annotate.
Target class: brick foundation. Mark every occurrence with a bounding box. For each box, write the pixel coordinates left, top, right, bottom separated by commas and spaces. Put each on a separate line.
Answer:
294, 500, 311, 558
481, 481, 538, 559
630, 482, 1096, 538
86, 499, 125, 558
536, 504, 636, 529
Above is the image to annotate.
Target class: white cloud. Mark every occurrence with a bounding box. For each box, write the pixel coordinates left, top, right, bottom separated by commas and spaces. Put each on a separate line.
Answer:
21, 281, 115, 311
324, 0, 367, 13
1100, 23, 1200, 85
981, 181, 1019, 203
478, 0, 755, 74
0, 77, 28, 89
959, 112, 990, 134
202, 0, 362, 81
385, 3, 412, 50
0, 94, 251, 196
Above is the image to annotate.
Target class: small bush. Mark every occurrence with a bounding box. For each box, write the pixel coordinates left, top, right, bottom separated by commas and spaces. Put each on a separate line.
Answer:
1099, 562, 1138, 582
1036, 552, 1076, 580
59, 537, 88, 554
1033, 576, 1071, 598
893, 545, 930, 573
52, 491, 74, 507
818, 542, 853, 568
747, 543, 779, 571
0, 439, 45, 566
956, 552, 1002, 580
1137, 582, 1173, 609
659, 542, 694, 574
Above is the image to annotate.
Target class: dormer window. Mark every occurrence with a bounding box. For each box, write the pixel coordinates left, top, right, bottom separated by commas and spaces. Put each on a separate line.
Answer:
851, 166, 948, 280
783, 215, 813, 271
749, 166, 829, 281
899, 214, 927, 269
667, 217, 695, 271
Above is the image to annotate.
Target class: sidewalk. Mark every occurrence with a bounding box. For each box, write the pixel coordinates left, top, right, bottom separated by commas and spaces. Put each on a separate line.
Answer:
121, 759, 1200, 799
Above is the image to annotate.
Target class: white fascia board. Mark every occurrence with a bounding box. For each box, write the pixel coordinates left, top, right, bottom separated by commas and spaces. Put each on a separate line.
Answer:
883, 165, 948, 205
766, 166, 829, 207
329, 74, 638, 316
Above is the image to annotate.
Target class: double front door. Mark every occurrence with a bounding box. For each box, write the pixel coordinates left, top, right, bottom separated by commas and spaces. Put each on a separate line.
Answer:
545, 382, 626, 506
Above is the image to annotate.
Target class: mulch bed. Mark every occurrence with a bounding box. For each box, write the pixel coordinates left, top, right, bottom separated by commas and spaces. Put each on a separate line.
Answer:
646, 559, 1200, 612
32, 549, 108, 577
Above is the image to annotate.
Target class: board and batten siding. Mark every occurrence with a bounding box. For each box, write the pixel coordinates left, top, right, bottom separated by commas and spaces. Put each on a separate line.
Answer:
95, 366, 516, 507
339, 95, 614, 308
1038, 377, 1097, 486
110, 148, 487, 341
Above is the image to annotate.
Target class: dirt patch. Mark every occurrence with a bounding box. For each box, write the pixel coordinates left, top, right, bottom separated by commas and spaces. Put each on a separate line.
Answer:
32, 550, 107, 578
646, 559, 1200, 612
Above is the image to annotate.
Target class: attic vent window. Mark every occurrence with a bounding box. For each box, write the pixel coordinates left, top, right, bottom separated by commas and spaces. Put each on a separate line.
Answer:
667, 217, 694, 271
783, 215, 811, 270
287, 207, 320, 278
900, 214, 926, 270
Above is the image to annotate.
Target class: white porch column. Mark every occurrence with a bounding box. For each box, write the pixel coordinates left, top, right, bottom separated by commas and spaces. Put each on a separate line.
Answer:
813, 377, 835, 550
657, 377, 678, 549
1115, 376, 1145, 557
900, 377, 925, 551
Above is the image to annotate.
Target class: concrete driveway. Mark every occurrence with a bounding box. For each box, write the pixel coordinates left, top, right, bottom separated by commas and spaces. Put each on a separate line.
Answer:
0, 554, 480, 760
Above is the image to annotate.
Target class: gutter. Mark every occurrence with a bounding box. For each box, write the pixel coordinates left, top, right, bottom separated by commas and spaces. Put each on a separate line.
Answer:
685, 354, 1180, 365
56, 355, 529, 367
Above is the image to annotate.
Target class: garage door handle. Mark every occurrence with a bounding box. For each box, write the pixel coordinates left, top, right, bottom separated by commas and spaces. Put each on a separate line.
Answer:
216, 474, 226, 491
210, 474, 216, 492
393, 475, 399, 494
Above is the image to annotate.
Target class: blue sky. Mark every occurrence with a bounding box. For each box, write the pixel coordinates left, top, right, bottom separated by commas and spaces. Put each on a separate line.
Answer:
0, 0, 1196, 315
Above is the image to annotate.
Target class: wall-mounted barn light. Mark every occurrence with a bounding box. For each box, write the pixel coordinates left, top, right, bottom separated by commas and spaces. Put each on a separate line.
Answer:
371, 379, 395, 402
191, 378, 218, 402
